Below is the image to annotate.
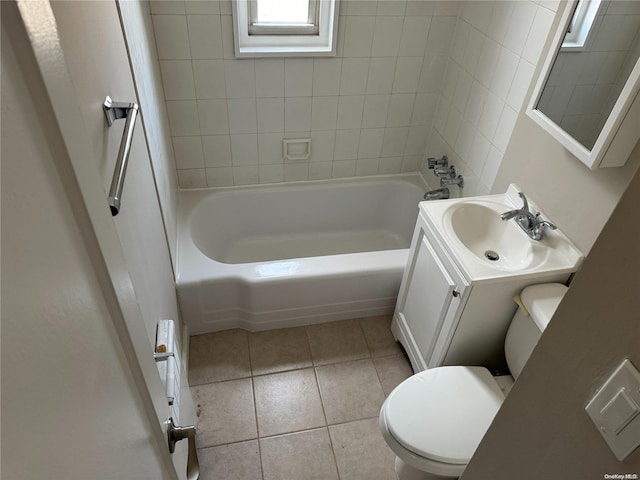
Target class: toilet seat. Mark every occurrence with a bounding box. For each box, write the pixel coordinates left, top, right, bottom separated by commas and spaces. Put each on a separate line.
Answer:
382, 366, 505, 467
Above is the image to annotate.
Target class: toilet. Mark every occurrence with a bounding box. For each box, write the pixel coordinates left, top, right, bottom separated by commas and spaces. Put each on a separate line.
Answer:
379, 283, 568, 480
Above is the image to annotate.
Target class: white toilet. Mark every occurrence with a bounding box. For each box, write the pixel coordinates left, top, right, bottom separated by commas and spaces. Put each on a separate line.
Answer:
379, 283, 568, 480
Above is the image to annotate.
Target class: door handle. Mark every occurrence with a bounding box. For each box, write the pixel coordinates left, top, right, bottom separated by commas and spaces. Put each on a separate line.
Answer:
167, 417, 200, 480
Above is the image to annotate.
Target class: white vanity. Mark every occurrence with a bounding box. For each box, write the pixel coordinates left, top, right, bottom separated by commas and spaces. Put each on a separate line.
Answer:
393, 185, 584, 373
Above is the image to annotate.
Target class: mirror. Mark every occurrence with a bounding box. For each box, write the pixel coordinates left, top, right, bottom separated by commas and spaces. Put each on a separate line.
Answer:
528, 0, 640, 169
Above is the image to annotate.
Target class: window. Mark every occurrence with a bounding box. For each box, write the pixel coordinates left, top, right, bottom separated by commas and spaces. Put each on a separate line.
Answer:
232, 0, 339, 57
562, 0, 602, 51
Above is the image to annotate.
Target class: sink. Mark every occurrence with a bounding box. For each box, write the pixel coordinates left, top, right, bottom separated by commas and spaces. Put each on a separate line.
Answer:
447, 201, 543, 271
419, 185, 584, 280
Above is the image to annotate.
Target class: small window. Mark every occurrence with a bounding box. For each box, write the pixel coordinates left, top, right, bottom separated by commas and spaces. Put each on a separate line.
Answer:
562, 0, 602, 51
232, 0, 339, 58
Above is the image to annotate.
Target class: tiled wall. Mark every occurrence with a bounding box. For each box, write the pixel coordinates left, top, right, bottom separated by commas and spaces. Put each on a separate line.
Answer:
538, 1, 640, 150
423, 0, 558, 196
149, 0, 459, 188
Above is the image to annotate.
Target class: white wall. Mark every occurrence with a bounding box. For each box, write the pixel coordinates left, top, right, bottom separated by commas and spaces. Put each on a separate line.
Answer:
148, 0, 458, 187
119, 0, 180, 264
422, 0, 558, 196
462, 149, 640, 479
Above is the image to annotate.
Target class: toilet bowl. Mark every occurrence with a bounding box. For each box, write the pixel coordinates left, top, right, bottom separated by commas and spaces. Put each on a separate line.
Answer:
380, 283, 568, 480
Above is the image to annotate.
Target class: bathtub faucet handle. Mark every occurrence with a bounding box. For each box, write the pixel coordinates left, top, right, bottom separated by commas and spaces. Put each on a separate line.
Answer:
427, 155, 448, 169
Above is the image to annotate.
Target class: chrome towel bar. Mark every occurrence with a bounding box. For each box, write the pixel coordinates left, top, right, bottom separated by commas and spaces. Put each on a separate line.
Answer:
102, 96, 139, 216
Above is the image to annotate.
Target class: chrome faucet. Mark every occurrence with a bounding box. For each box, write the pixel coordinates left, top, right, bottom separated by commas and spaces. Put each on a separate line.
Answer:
423, 187, 450, 200
501, 192, 557, 240
439, 174, 464, 188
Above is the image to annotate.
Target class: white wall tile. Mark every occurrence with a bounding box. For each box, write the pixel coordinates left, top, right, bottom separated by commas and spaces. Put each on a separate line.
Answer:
197, 99, 229, 135
503, 1, 537, 56
205, 167, 233, 187
490, 47, 519, 101
378, 156, 403, 173
166, 100, 200, 135
160, 60, 196, 100
443, 106, 462, 147
283, 163, 309, 182
178, 168, 207, 188
313, 58, 342, 96
442, 61, 460, 101
259, 164, 284, 184
233, 166, 260, 185
381, 127, 409, 156
340, 58, 370, 95
311, 96, 339, 130
344, 1, 378, 16
187, 14, 223, 59
480, 145, 503, 189
308, 161, 334, 180
230, 134, 258, 165
452, 69, 472, 113
185, 0, 219, 15
392, 57, 423, 93
285, 97, 312, 132
451, 20, 470, 65
255, 59, 284, 98
358, 128, 385, 158
152, 15, 191, 59
398, 16, 430, 57
193, 60, 226, 98
285, 59, 313, 97
337, 95, 365, 129
506, 60, 535, 110
401, 155, 422, 172
465, 80, 488, 126
362, 94, 391, 128
219, 0, 232, 15
405, 126, 428, 155
412, 93, 437, 126
202, 135, 232, 167
377, 1, 407, 17
454, 119, 475, 162
522, 6, 555, 65
343, 16, 375, 57
150, 1, 185, 15
257, 98, 284, 133
356, 158, 380, 176
478, 92, 504, 140
310, 130, 336, 161
418, 56, 447, 93
220, 14, 235, 59
387, 93, 415, 127
487, 1, 514, 43
493, 105, 518, 153
257, 133, 283, 164
227, 98, 257, 134
172, 136, 204, 168
224, 60, 256, 98
334, 129, 361, 160
462, 27, 484, 76
331, 159, 357, 178
405, 1, 434, 17
426, 16, 456, 55
476, 37, 500, 88
366, 57, 397, 94
371, 16, 404, 57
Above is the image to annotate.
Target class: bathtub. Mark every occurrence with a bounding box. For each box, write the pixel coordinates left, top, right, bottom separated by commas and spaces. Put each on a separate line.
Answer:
176, 173, 428, 334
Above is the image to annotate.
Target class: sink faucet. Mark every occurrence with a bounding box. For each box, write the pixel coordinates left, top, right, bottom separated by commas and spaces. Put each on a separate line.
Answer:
501, 192, 557, 240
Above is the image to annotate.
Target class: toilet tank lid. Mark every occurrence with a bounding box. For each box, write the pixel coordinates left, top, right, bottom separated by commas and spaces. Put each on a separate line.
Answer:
521, 283, 568, 332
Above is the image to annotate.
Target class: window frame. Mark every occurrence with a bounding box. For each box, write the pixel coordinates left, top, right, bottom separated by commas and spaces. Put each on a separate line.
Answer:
232, 0, 339, 58
561, 0, 603, 51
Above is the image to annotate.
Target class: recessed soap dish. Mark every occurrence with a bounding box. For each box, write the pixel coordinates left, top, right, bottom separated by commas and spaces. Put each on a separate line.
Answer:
283, 138, 311, 162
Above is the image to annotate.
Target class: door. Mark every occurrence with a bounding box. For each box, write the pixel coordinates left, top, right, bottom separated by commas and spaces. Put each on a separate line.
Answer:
2, 1, 192, 478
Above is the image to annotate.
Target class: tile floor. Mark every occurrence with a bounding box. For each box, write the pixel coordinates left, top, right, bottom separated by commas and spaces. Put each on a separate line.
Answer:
189, 316, 414, 480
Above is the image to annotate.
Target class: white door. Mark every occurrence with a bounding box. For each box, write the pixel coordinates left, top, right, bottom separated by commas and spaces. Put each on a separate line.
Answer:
2, 1, 192, 478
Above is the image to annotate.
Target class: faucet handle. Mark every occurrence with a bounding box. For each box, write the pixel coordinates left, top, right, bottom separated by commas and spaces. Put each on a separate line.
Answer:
427, 155, 448, 169
518, 191, 530, 212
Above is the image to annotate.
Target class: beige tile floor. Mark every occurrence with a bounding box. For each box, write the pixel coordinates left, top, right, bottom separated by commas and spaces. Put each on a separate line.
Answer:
189, 316, 414, 480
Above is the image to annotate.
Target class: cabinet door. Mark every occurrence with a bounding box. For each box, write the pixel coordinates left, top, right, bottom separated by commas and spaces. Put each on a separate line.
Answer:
399, 232, 465, 367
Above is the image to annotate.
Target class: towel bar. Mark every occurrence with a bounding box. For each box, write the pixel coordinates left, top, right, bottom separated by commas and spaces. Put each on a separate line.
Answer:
102, 96, 139, 216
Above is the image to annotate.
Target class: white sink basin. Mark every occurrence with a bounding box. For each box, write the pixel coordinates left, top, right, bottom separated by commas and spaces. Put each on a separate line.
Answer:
420, 185, 583, 280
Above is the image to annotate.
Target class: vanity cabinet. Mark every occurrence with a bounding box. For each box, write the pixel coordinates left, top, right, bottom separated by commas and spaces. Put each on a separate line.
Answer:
392, 197, 577, 374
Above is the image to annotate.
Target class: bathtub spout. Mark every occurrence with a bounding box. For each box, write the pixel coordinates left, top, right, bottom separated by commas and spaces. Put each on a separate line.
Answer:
423, 187, 450, 201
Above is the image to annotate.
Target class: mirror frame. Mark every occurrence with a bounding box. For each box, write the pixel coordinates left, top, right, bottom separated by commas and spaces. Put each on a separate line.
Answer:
527, 0, 640, 170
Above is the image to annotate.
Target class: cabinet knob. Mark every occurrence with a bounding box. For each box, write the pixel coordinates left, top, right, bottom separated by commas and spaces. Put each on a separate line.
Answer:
452, 290, 460, 297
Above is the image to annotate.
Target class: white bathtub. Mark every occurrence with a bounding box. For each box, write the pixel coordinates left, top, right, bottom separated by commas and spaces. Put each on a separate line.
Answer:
176, 173, 428, 334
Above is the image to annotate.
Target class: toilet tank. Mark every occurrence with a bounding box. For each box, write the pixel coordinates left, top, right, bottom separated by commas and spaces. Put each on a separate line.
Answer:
504, 283, 568, 380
